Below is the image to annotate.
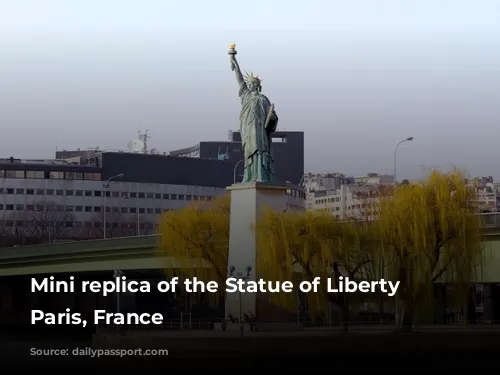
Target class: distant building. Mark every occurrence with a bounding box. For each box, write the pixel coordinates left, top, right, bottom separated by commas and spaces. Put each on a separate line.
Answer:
304, 172, 393, 213
0, 131, 305, 244
310, 184, 380, 220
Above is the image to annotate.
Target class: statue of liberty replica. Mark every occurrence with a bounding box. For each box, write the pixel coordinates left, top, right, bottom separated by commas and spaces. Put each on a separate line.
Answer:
229, 44, 278, 183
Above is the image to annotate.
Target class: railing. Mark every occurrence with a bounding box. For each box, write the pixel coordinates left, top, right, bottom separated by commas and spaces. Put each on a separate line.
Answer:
95, 317, 500, 335
478, 212, 500, 229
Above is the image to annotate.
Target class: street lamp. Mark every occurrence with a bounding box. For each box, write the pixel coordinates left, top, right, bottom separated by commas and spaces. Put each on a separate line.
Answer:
103, 174, 124, 239
114, 269, 123, 333
393, 137, 413, 187
233, 160, 244, 184
228, 265, 252, 337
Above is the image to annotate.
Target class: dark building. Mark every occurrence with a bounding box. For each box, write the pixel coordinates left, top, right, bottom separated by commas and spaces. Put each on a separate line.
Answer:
99, 152, 236, 188
170, 131, 304, 185
53, 130, 304, 187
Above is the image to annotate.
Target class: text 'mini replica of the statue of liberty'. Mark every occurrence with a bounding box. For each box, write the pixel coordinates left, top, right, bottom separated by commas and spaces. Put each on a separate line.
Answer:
229, 44, 278, 183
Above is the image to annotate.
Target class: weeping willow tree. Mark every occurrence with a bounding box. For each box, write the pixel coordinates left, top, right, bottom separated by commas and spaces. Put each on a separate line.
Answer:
375, 169, 484, 330
157, 195, 230, 303
255, 210, 379, 332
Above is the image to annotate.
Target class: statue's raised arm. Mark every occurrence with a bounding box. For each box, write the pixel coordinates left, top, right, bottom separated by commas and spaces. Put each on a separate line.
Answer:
228, 44, 248, 97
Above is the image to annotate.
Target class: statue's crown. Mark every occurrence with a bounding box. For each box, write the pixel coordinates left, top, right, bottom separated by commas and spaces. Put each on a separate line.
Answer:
244, 71, 261, 84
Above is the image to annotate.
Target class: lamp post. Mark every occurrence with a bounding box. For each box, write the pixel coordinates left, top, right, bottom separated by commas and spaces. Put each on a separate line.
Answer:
114, 269, 123, 333
233, 160, 244, 184
229, 265, 252, 337
393, 137, 413, 187
102, 174, 124, 239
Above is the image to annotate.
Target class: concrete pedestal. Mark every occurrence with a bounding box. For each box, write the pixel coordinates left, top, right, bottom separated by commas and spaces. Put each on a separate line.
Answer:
225, 182, 288, 323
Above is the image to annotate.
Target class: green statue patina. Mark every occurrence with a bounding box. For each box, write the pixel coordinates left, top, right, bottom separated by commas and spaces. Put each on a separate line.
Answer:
229, 44, 278, 184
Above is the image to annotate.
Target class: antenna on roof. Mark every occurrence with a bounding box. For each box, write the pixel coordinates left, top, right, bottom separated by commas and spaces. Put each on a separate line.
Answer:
138, 128, 151, 154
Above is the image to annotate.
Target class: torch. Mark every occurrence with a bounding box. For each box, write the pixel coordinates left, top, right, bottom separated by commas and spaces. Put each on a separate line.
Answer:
228, 43, 237, 71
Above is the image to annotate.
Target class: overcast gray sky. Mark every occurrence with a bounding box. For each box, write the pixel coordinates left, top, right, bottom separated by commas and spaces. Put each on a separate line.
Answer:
1, 0, 499, 180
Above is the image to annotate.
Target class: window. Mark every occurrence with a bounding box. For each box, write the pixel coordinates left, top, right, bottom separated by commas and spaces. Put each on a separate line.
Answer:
5, 170, 24, 178
112, 207, 119, 213
130, 192, 137, 198
75, 206, 83, 212
26, 205, 34, 211
75, 190, 83, 196
35, 205, 44, 211
16, 189, 24, 194
26, 189, 35, 195
65, 172, 83, 180
146, 193, 153, 199
36, 189, 44, 195
84, 206, 92, 212
16, 204, 24, 210
163, 193, 169, 199
139, 208, 145, 214
46, 189, 54, 195
85, 172, 101, 181
6, 188, 13, 194
186, 195, 192, 201
56, 190, 64, 196
94, 206, 102, 213
177, 194, 183, 200
66, 190, 74, 196
65, 206, 73, 212
94, 191, 101, 197
50, 171, 64, 179
138, 193, 145, 199
130, 207, 137, 213
26, 171, 44, 179
112, 191, 119, 198
146, 208, 153, 214
84, 190, 92, 197
155, 208, 162, 214
121, 207, 128, 213
155, 193, 161, 199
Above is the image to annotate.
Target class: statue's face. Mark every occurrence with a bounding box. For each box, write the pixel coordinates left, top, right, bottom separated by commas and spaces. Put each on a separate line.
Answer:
249, 82, 261, 92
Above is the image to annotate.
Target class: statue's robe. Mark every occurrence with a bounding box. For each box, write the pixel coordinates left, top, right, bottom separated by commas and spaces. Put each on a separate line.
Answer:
239, 88, 278, 183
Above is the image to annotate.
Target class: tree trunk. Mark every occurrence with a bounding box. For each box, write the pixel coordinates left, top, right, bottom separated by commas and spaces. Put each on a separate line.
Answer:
379, 290, 385, 323
466, 285, 477, 324
340, 304, 349, 333
395, 295, 404, 329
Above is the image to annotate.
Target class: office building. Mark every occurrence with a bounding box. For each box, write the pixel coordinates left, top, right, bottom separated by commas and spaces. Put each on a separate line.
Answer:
0, 143, 305, 244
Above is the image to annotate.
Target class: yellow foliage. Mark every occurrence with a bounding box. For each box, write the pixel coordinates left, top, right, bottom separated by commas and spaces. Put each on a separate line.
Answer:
375, 169, 483, 313
157, 195, 230, 300
255, 210, 378, 316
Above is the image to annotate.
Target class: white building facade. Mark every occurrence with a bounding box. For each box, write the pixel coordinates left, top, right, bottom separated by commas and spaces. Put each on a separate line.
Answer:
0, 175, 305, 241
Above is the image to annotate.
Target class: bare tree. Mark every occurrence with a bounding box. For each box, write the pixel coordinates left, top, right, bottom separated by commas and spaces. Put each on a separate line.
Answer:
83, 211, 141, 239
22, 200, 74, 243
